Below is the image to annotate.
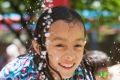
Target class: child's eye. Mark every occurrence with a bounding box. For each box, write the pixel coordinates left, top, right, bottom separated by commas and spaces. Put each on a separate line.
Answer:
74, 44, 82, 47
55, 44, 64, 47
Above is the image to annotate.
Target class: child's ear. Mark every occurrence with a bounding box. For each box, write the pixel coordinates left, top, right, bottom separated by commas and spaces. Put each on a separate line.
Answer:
84, 40, 87, 45
32, 40, 41, 55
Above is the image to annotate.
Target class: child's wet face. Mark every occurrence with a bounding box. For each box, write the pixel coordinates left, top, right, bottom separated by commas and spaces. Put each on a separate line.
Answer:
46, 20, 86, 79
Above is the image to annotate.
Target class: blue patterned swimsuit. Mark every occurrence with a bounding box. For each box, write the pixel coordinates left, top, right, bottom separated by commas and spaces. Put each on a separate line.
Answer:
0, 53, 94, 80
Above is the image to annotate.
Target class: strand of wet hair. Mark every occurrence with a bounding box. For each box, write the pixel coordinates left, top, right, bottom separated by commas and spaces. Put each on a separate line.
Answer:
45, 54, 55, 80
81, 59, 96, 80
46, 54, 63, 80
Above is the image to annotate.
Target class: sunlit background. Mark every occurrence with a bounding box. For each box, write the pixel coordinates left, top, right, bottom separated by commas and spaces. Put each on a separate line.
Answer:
0, 0, 120, 70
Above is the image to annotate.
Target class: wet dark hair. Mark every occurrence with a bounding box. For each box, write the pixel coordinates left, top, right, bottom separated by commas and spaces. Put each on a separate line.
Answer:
34, 6, 86, 45
83, 50, 110, 75
33, 6, 87, 80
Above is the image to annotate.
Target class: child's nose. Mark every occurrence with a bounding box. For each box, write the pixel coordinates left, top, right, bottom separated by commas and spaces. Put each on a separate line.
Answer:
64, 48, 76, 61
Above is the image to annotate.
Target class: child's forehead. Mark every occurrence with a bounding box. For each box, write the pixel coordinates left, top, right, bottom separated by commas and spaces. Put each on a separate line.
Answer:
49, 20, 84, 31
45, 20, 85, 42
48, 21, 84, 36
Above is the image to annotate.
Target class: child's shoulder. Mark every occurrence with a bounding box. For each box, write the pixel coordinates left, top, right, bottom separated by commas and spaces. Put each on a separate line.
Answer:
8, 53, 34, 67
0, 53, 36, 79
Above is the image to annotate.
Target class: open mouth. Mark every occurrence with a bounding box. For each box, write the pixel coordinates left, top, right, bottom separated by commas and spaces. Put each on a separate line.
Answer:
58, 63, 75, 70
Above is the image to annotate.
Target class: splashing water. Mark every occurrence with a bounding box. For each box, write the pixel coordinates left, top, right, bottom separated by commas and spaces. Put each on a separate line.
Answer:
109, 41, 120, 65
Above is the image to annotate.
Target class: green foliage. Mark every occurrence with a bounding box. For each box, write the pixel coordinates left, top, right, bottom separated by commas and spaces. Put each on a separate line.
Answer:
71, 0, 120, 28
71, 0, 120, 17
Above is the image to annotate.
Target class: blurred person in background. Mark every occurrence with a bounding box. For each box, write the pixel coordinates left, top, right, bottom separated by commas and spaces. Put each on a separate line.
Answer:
0, 43, 8, 70
12, 38, 26, 55
83, 50, 111, 80
6, 38, 26, 63
6, 44, 20, 63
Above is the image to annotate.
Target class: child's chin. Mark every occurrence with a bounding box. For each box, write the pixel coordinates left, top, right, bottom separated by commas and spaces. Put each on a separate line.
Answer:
61, 72, 74, 79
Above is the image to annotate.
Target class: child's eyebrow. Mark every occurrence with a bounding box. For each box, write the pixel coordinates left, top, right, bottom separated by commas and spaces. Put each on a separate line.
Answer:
51, 37, 66, 41
51, 37, 85, 41
76, 38, 85, 41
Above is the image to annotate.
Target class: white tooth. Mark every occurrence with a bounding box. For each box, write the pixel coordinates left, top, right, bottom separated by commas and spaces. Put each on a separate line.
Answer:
62, 64, 73, 67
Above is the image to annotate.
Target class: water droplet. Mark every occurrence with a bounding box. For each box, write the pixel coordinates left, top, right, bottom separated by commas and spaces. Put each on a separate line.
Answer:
37, 3, 40, 5
33, 10, 35, 12
41, 51, 46, 56
114, 41, 116, 44
47, 21, 51, 25
30, 6, 31, 9
32, 33, 34, 36
47, 25, 50, 28
34, 37, 38, 40
43, 17, 47, 20
33, 22, 35, 24
45, 33, 50, 37
46, 0, 53, 3
29, 50, 32, 53
110, 51, 112, 53
50, 19, 53, 22
26, 41, 28, 44
44, 29, 46, 32
117, 61, 120, 64
118, 49, 120, 51
42, 22, 45, 26
48, 8, 52, 13
38, 34, 41, 37
111, 57, 113, 59
47, 15, 50, 18
41, 4, 45, 8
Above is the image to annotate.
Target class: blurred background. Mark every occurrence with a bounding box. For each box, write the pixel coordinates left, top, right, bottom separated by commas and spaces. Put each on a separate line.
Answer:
0, 0, 120, 70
